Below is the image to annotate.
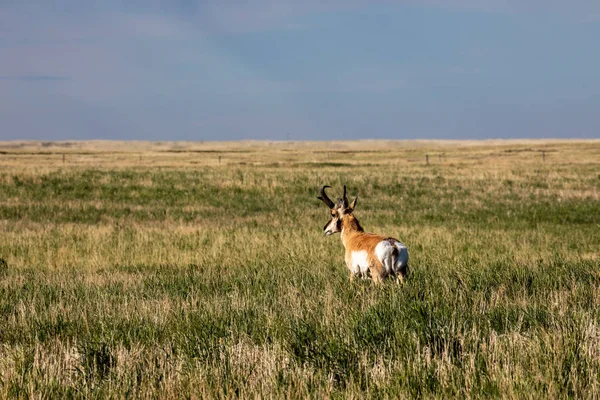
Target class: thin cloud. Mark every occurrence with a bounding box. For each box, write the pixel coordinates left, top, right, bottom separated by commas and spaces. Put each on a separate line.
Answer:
0, 75, 69, 82
155, 0, 600, 31
160, 1, 600, 32
2, 1, 600, 33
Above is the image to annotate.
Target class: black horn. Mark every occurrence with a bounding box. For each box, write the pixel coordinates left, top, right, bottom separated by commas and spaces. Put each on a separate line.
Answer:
342, 185, 349, 208
318, 185, 336, 209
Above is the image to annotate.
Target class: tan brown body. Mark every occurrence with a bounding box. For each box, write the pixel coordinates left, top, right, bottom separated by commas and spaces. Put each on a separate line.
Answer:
340, 215, 406, 283
319, 185, 409, 284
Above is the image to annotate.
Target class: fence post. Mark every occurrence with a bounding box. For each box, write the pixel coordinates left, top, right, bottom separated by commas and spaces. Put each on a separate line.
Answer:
426, 154, 429, 165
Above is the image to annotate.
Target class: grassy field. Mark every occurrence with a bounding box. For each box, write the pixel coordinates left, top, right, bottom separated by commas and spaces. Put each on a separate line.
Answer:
1, 139, 599, 398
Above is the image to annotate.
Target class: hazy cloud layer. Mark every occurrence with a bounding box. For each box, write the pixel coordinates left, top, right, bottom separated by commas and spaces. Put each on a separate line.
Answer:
1, 1, 599, 140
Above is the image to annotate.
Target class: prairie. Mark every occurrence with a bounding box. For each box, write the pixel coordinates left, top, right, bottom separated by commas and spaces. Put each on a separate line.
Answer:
0, 139, 599, 398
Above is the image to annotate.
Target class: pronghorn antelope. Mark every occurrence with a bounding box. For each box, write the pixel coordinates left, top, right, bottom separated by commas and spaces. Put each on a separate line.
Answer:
318, 185, 409, 284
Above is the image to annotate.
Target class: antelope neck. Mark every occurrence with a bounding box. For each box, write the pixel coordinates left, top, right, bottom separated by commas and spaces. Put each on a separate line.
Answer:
341, 215, 364, 247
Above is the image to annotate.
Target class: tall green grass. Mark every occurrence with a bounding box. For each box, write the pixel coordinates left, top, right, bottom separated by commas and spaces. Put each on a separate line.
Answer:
1, 149, 599, 398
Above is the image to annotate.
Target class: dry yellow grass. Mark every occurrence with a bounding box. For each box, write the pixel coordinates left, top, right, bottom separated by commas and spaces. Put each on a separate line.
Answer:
1, 139, 599, 171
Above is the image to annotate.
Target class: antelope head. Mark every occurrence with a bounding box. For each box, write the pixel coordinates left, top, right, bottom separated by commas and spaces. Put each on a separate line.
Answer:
317, 185, 358, 235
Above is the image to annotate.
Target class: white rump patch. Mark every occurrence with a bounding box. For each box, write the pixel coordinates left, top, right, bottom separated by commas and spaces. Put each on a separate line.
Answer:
375, 241, 394, 274
375, 240, 409, 274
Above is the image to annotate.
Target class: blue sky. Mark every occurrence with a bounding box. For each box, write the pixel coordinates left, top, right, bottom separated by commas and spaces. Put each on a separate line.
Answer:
1, 1, 600, 141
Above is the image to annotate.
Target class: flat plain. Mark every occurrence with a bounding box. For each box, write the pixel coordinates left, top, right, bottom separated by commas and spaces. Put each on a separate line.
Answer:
1, 139, 599, 398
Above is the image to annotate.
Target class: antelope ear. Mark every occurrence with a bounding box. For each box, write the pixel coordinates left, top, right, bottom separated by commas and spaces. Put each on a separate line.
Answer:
349, 196, 358, 211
